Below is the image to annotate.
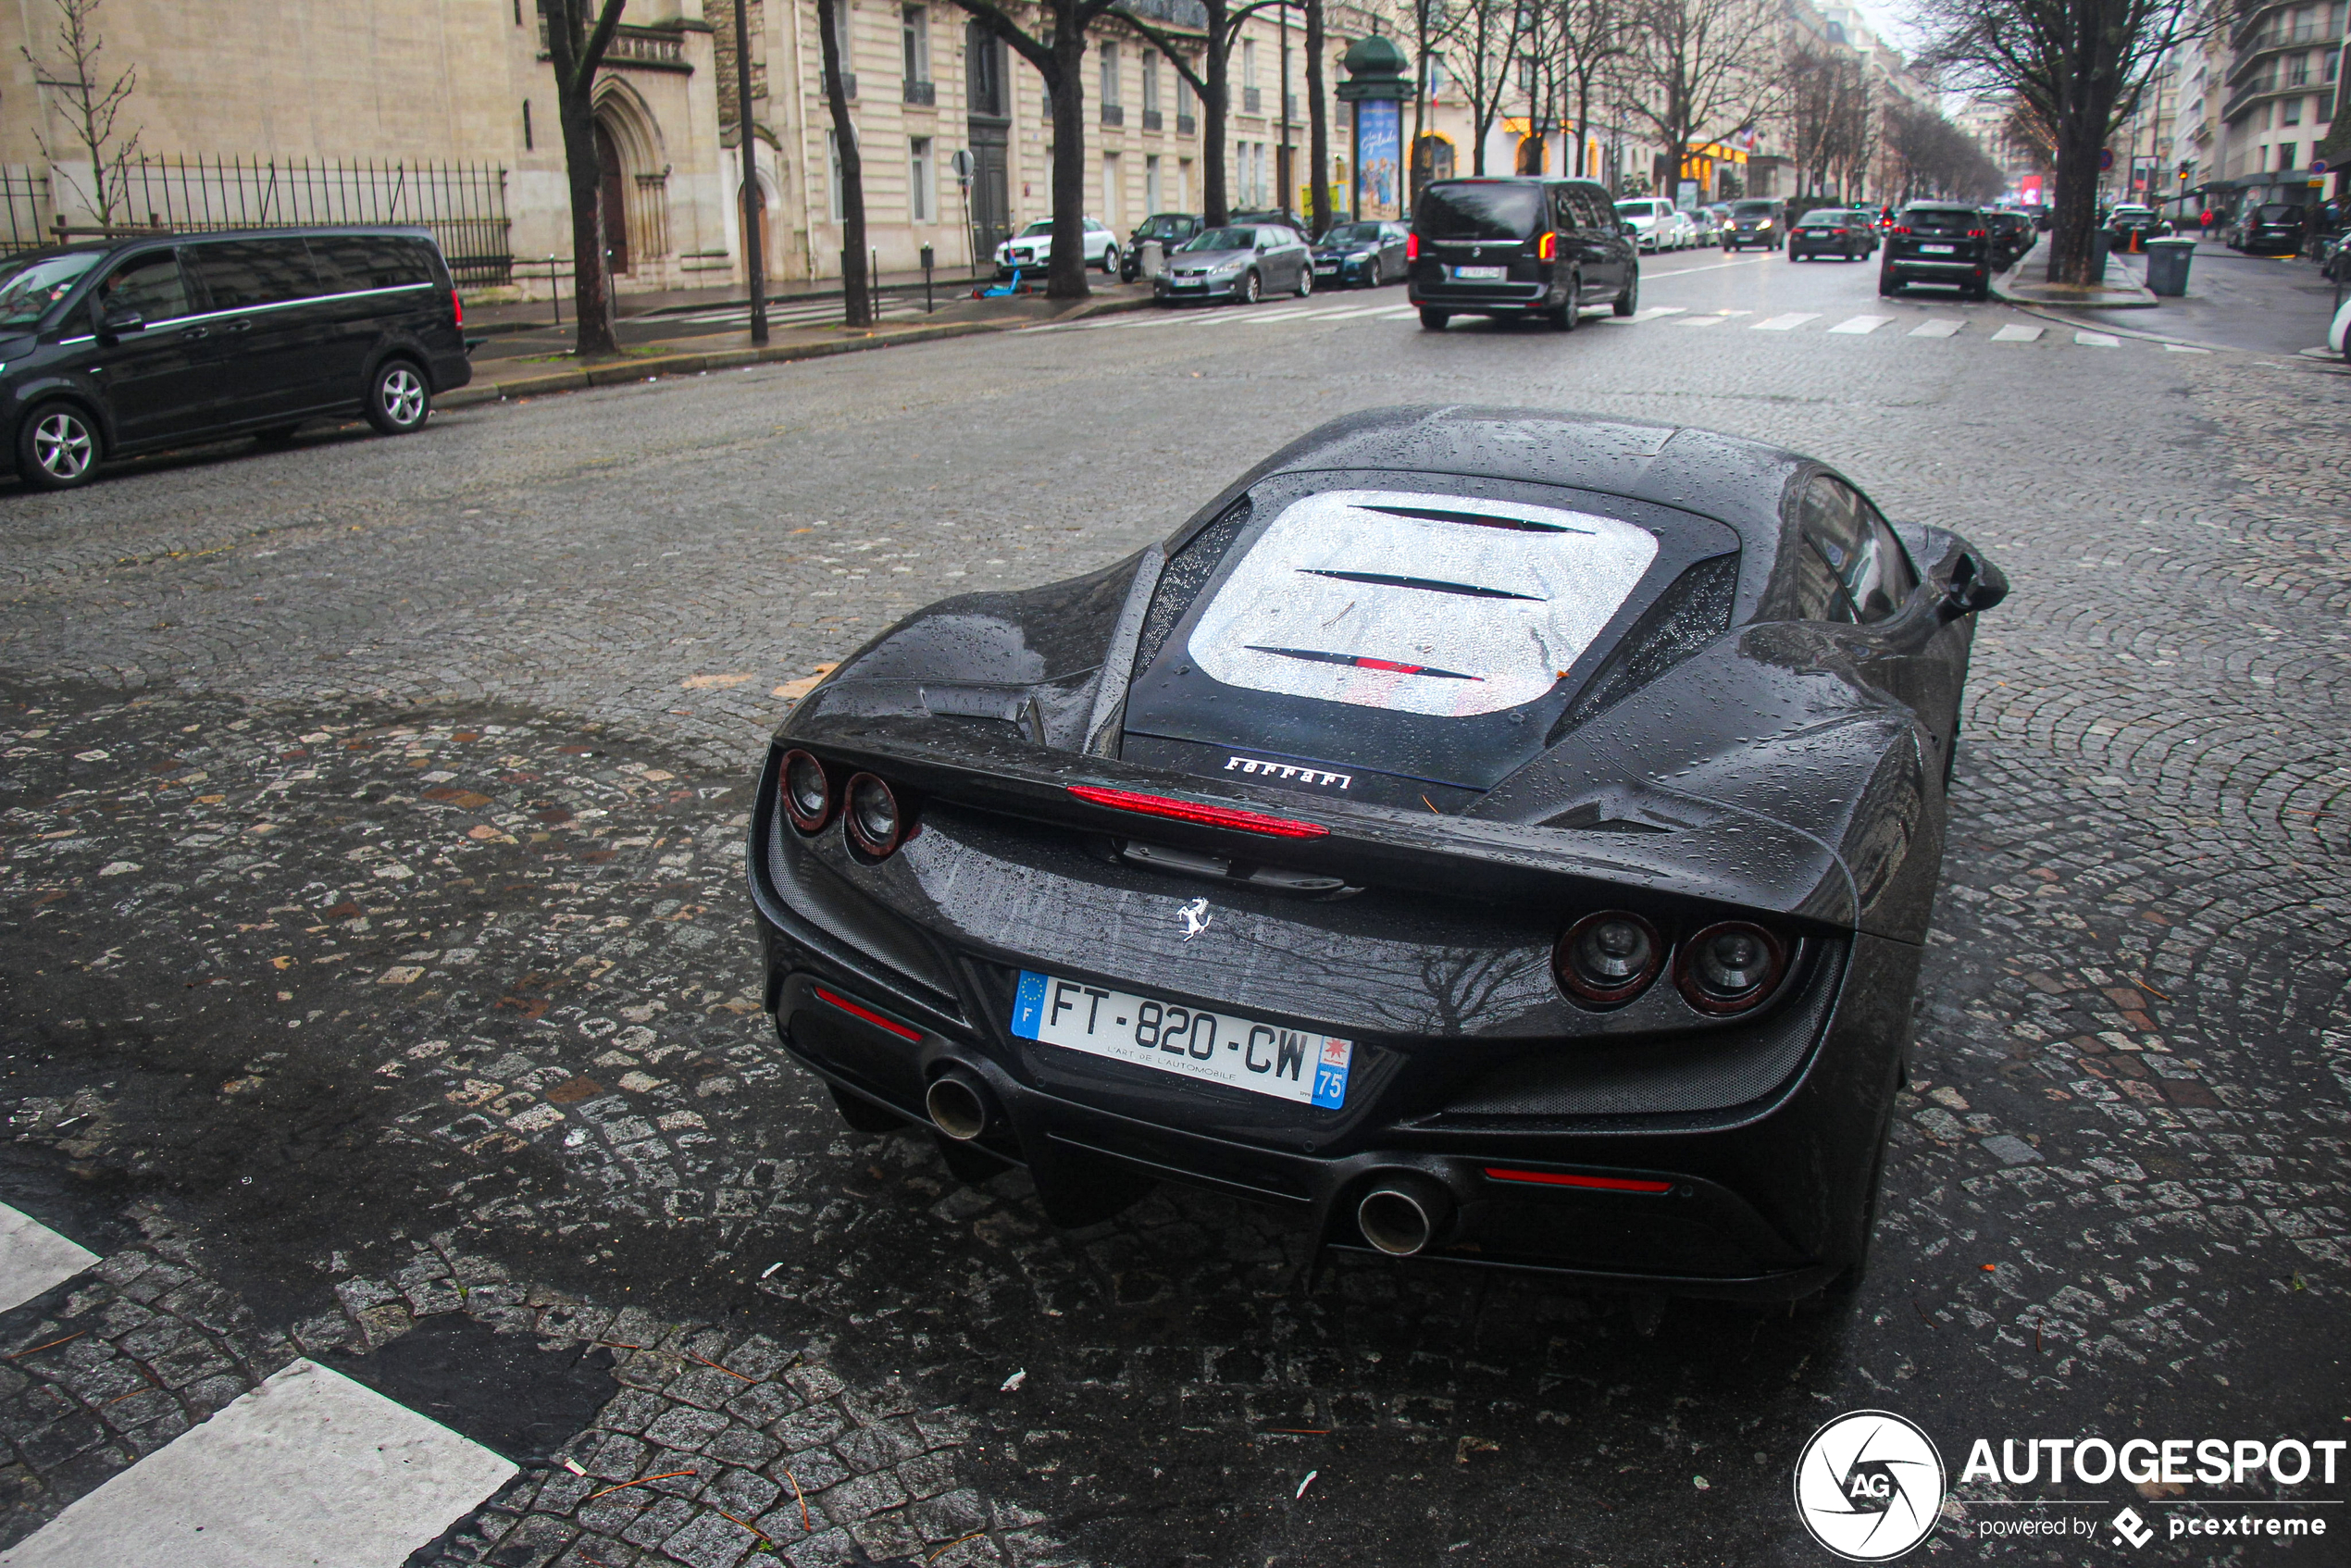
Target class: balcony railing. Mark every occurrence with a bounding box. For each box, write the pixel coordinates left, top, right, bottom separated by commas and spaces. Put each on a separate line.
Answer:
904, 78, 936, 105
1243, 86, 1263, 113
1142, 107, 1163, 130
1101, 101, 1125, 124
1177, 112, 1197, 134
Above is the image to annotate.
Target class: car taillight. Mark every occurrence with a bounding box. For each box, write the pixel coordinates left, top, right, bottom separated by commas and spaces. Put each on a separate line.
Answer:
781, 749, 832, 833
1674, 921, 1787, 1014
451, 288, 464, 328
1832, 228, 1847, 235
1536, 231, 1557, 260
1065, 784, 1328, 839
843, 772, 912, 858
1967, 229, 1987, 238
1405, 233, 1419, 261
1892, 225, 1910, 235
1553, 912, 1664, 1007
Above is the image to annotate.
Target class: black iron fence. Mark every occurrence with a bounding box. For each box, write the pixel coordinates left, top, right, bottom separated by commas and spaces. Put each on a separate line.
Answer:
0, 156, 514, 285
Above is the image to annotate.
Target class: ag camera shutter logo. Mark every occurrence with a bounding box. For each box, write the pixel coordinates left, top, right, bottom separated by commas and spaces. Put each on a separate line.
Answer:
1794, 1410, 1947, 1561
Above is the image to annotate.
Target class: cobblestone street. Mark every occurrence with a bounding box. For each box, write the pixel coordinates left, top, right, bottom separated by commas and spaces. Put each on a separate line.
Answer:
1, 253, 2345, 1565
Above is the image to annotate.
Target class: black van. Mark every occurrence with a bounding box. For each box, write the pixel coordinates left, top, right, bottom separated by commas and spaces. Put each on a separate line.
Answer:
1408, 177, 1638, 331
0, 226, 471, 491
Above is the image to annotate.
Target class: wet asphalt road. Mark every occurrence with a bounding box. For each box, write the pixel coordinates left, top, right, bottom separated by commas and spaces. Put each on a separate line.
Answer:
0, 247, 2346, 1567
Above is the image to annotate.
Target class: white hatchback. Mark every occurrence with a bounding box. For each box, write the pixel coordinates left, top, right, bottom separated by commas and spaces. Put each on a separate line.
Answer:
994, 217, 1121, 278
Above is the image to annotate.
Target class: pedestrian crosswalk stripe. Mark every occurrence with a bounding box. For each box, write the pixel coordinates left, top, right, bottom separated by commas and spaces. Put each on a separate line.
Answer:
1236, 305, 1332, 323
0, 1359, 516, 1568
1828, 315, 1894, 334
1372, 305, 1421, 318
2074, 330, 2120, 347
1607, 305, 1685, 324
2162, 342, 2210, 354
0, 1203, 96, 1316
1990, 324, 2044, 342
1751, 313, 1820, 330
1909, 318, 1963, 338
1673, 312, 1733, 327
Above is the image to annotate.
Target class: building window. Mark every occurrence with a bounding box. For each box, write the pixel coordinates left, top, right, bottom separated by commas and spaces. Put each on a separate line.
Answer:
828, 129, 847, 221
1143, 52, 1161, 116
1176, 70, 1197, 134
1101, 41, 1121, 105
2283, 94, 2305, 124
831, 1, 857, 96
2281, 141, 2299, 168
2290, 51, 2311, 84
1243, 39, 1258, 93
1102, 152, 1123, 228
902, 6, 932, 93
911, 135, 935, 220
1146, 153, 1162, 212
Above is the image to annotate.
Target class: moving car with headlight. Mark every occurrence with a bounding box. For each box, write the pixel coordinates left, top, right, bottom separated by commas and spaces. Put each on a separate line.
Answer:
747, 406, 2008, 1306
1311, 221, 1410, 287
994, 217, 1121, 279
1154, 224, 1312, 305
1722, 199, 1784, 251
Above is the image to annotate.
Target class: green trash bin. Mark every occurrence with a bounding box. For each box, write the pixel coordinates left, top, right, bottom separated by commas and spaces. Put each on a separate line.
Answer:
2145, 237, 2195, 296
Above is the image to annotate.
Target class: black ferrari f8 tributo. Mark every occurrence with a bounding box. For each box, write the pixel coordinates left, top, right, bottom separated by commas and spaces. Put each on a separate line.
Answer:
746, 407, 2007, 1304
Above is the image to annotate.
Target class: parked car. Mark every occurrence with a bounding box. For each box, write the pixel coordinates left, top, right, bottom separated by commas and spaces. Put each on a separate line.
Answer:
2106, 204, 2167, 249
1311, 220, 1410, 288
995, 217, 1121, 279
1121, 213, 1201, 281
2229, 203, 2306, 255
1696, 203, 1732, 243
1880, 203, 1993, 300
2330, 290, 2351, 362
1228, 208, 1311, 232
1154, 224, 1313, 305
1985, 210, 2034, 268
1415, 177, 1638, 330
0, 226, 469, 492
1787, 209, 1871, 261
1614, 197, 1685, 253
751, 405, 2008, 1302
1722, 199, 1785, 252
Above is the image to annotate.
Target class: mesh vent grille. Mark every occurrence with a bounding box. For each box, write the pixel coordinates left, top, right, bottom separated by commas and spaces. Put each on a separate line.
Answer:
1131, 498, 1252, 678
1549, 553, 1738, 742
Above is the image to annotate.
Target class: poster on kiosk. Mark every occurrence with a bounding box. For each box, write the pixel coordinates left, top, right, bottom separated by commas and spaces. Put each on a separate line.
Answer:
1356, 100, 1401, 219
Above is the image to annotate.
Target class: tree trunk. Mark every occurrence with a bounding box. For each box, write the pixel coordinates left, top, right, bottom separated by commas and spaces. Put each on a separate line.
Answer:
1202, 11, 1231, 224
1305, 0, 1328, 234
2046, 114, 2106, 284
817, 0, 873, 324
1045, 17, 1092, 299
558, 97, 621, 358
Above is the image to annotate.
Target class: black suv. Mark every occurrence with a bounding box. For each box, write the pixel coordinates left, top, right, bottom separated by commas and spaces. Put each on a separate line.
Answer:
1121, 212, 1201, 281
1722, 199, 1785, 251
1880, 204, 1993, 300
0, 226, 470, 490
1409, 177, 1637, 330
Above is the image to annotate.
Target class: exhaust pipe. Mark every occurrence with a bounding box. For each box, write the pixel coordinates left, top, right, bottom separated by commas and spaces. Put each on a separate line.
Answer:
1356, 1174, 1456, 1258
924, 1067, 992, 1142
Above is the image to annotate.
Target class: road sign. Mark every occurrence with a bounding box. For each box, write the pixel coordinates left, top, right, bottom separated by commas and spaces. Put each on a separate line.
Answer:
2316, 159, 2332, 174
951, 148, 975, 180
2098, 148, 2115, 171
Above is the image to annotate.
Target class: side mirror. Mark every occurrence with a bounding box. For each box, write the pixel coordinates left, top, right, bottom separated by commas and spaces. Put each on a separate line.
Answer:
97, 304, 145, 338
1621, 221, 1637, 236
1936, 550, 2009, 620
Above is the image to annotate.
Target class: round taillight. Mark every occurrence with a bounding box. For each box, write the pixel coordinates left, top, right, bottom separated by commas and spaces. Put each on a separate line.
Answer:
781, 749, 831, 833
843, 773, 906, 857
1553, 912, 1664, 1007
1676, 921, 1786, 1014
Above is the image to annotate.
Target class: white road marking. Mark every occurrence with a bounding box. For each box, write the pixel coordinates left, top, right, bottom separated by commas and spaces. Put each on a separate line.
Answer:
1372, 305, 1422, 318
1235, 305, 1338, 323
0, 1359, 517, 1568
2165, 342, 2212, 354
1313, 302, 1416, 319
1909, 318, 1964, 338
1607, 306, 1686, 325
0, 1204, 96, 1315
1990, 324, 2044, 342
2074, 330, 2121, 347
1750, 313, 1821, 330
1827, 315, 1895, 334
1673, 312, 1735, 327
1636, 255, 1773, 280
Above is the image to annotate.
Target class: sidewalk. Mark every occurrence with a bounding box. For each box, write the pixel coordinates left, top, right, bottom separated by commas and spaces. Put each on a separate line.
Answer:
466, 262, 1001, 335
1994, 247, 2157, 309
442, 283, 1155, 409
2001, 238, 2338, 355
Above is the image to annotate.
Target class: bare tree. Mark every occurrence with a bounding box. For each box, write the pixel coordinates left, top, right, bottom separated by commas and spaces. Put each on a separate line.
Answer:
815, 0, 873, 325
1438, 0, 1535, 176
1782, 42, 1872, 201
1883, 100, 2006, 201
541, 0, 631, 360
1919, 0, 2203, 281
1559, 0, 1634, 179
1410, 0, 1455, 201
1620, 0, 1778, 201
22, 0, 143, 229
1114, 0, 1290, 226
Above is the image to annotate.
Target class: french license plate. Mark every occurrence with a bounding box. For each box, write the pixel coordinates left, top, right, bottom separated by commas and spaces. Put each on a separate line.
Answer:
1920, 243, 1954, 254
1011, 971, 1352, 1109
1451, 265, 1506, 280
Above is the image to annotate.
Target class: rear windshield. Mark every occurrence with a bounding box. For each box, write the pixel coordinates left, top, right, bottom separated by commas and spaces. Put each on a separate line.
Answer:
1797, 212, 1847, 226
2256, 204, 2301, 221
1615, 200, 1661, 218
1906, 208, 1978, 234
0, 252, 101, 329
1419, 184, 1545, 240
1184, 490, 1659, 719
1323, 223, 1387, 244
1136, 216, 1192, 238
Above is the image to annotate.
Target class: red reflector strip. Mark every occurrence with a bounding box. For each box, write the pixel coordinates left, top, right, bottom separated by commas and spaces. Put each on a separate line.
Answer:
1483, 1166, 1673, 1194
813, 984, 923, 1041
1066, 784, 1329, 839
